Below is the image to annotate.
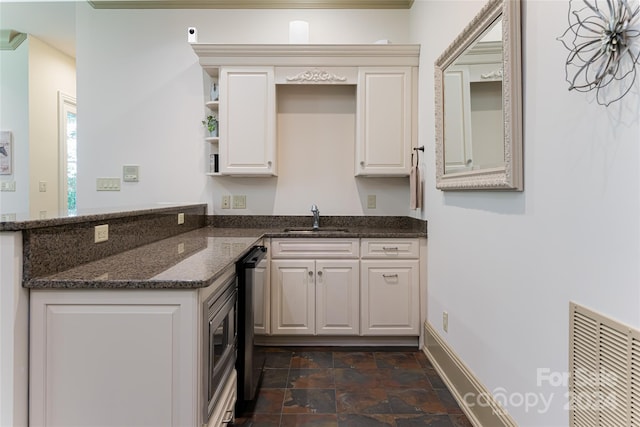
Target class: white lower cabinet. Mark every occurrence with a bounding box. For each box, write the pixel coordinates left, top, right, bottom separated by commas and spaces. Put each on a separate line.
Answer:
360, 238, 420, 336
29, 266, 240, 427
253, 254, 270, 335
270, 259, 359, 335
360, 259, 420, 335
271, 259, 314, 335
29, 289, 199, 427
316, 260, 360, 335
269, 237, 422, 339
270, 239, 360, 336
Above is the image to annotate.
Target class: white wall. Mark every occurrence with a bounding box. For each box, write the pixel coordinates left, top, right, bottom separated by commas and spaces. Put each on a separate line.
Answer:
0, 39, 29, 217
76, 4, 412, 215
412, 1, 640, 426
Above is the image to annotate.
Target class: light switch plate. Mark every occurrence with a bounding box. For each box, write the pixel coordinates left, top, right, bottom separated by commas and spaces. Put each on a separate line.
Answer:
96, 178, 121, 191
233, 195, 246, 209
177, 213, 185, 225
0, 181, 16, 192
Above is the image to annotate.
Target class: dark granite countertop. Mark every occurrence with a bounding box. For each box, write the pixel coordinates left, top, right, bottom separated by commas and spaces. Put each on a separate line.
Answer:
24, 221, 427, 290
25, 227, 265, 289
0, 203, 206, 231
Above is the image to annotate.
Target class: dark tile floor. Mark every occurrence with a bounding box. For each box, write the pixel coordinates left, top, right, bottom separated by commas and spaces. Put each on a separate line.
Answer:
233, 347, 474, 427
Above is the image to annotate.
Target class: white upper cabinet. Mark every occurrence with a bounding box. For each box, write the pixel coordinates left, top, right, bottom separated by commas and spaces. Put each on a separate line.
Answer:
191, 45, 419, 179
219, 67, 276, 176
356, 67, 414, 177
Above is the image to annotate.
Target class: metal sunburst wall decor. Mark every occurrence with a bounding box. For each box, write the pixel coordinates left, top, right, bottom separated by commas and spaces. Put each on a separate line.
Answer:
558, 0, 640, 106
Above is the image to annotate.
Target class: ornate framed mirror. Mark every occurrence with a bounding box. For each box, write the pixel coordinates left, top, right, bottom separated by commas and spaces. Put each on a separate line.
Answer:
435, 0, 522, 191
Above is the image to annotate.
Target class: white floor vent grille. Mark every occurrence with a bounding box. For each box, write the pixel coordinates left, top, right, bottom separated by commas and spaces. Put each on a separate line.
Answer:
570, 302, 640, 427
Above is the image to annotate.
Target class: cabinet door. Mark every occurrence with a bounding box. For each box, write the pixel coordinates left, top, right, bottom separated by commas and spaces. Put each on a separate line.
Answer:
219, 67, 276, 175
270, 260, 315, 335
360, 260, 419, 335
442, 66, 473, 173
315, 260, 360, 336
356, 67, 413, 176
29, 290, 198, 427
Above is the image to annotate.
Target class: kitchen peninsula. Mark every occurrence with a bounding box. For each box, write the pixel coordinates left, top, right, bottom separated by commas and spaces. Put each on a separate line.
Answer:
1, 204, 426, 427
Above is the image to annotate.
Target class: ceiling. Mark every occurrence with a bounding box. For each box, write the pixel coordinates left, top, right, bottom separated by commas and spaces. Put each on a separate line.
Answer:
89, 0, 414, 8
0, 0, 412, 59
0, 2, 77, 57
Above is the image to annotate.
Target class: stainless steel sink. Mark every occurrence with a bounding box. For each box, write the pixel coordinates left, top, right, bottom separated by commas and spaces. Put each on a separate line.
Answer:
283, 227, 350, 233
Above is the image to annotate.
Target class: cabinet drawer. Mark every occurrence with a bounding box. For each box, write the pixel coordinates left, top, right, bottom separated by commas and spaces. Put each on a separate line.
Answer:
361, 239, 419, 259
271, 239, 359, 259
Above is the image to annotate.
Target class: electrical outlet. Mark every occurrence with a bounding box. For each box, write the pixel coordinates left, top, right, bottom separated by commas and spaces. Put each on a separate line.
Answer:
222, 195, 231, 209
38, 181, 47, 192
177, 213, 185, 225
367, 194, 377, 209
233, 195, 246, 209
95, 224, 109, 243
443, 311, 449, 333
177, 243, 185, 254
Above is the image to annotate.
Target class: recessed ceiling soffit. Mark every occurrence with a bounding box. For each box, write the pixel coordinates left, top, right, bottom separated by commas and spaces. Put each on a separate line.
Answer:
88, 0, 413, 9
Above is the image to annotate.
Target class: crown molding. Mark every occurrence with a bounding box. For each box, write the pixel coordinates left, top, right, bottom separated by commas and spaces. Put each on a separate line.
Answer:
0, 30, 27, 51
89, 0, 413, 9
191, 43, 420, 68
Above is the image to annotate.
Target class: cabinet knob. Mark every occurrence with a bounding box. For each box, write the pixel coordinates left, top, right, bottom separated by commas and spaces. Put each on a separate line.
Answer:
360, 161, 365, 167
383, 274, 399, 279
268, 161, 272, 167
308, 271, 313, 276
317, 270, 323, 276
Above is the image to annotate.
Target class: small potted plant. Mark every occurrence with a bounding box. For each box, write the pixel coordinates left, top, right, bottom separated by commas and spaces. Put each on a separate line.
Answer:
202, 114, 218, 137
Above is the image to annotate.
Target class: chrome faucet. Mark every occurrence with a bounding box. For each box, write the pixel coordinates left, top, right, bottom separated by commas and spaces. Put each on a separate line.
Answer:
311, 204, 320, 230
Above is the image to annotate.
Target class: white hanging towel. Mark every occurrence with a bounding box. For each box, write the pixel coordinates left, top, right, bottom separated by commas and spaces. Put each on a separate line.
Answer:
410, 163, 423, 209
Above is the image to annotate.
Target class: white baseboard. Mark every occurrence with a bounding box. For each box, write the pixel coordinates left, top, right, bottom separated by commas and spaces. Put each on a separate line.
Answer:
422, 321, 518, 427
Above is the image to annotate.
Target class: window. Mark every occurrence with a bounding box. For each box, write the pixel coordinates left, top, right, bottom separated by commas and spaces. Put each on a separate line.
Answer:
58, 92, 77, 215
